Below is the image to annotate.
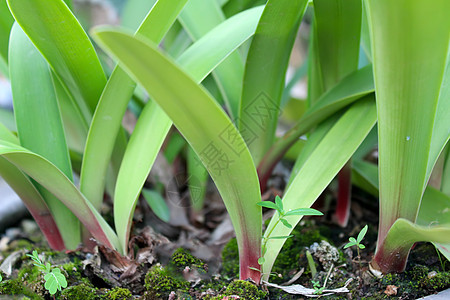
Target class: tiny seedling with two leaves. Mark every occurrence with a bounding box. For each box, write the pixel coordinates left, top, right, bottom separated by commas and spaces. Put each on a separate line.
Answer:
344, 225, 368, 269
26, 250, 67, 296
257, 195, 323, 265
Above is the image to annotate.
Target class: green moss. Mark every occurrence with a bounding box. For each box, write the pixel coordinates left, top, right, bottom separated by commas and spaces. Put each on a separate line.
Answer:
171, 248, 207, 272
144, 265, 190, 298
221, 238, 239, 279
103, 287, 133, 300
210, 280, 267, 300
60, 283, 99, 300
0, 279, 43, 300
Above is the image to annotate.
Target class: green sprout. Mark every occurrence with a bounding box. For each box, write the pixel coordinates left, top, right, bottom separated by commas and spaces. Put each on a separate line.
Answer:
312, 280, 325, 295
257, 195, 323, 265
26, 250, 67, 295
344, 225, 368, 269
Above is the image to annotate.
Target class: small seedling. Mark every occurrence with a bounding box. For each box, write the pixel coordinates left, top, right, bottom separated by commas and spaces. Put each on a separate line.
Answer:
344, 225, 368, 269
257, 195, 323, 265
26, 250, 67, 295
312, 280, 325, 295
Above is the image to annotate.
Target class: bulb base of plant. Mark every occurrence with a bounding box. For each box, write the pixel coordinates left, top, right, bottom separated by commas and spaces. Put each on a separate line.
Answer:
370, 244, 410, 274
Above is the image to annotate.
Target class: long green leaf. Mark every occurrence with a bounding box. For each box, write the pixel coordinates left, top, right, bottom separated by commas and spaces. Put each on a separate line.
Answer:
365, 0, 450, 272
259, 65, 374, 176
92, 28, 262, 281
111, 6, 264, 254
7, 0, 106, 121
313, 0, 362, 91
179, 0, 245, 118
262, 96, 376, 279
238, 0, 308, 164
9, 23, 80, 248
0, 0, 13, 71
0, 140, 119, 250
0, 157, 65, 250
80, 0, 188, 210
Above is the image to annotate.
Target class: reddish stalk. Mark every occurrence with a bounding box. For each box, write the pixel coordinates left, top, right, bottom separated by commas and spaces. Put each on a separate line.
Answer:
334, 161, 352, 227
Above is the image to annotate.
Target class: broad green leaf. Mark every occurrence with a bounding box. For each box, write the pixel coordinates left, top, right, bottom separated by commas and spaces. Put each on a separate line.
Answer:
187, 146, 208, 212
352, 159, 378, 196
239, 0, 308, 164
426, 56, 450, 189
0, 140, 119, 251
0, 0, 13, 69
365, 0, 450, 267
109, 6, 264, 254
114, 100, 172, 252
0, 107, 15, 132
92, 29, 262, 280
349, 237, 357, 244
262, 97, 376, 279
164, 132, 186, 164
417, 187, 450, 261
177, 6, 263, 83
371, 218, 450, 273
313, 0, 362, 91
81, 0, 188, 210
9, 24, 80, 248
179, 0, 245, 118
268, 235, 294, 240
259, 65, 374, 177
121, 0, 156, 31
7, 0, 107, 121
142, 189, 170, 223
0, 156, 65, 250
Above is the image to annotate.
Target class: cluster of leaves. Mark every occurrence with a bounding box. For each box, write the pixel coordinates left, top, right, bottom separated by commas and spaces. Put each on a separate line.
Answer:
26, 250, 67, 295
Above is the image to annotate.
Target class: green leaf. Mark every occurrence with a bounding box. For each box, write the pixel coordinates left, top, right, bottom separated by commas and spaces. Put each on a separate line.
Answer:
357, 225, 368, 243
280, 218, 292, 229
7, 0, 107, 121
142, 189, 170, 223
344, 241, 355, 249
349, 237, 357, 244
187, 146, 208, 211
417, 187, 450, 261
256, 201, 279, 210
313, 0, 362, 90
261, 97, 376, 280
284, 208, 323, 217
359, 244, 365, 249
80, 0, 188, 211
179, 0, 245, 118
9, 23, 80, 248
0, 140, 120, 251
274, 195, 283, 212
239, 0, 308, 163
111, 5, 263, 254
258, 257, 265, 265
44, 268, 67, 295
92, 29, 262, 279
366, 0, 450, 273
267, 235, 294, 240
0, 0, 14, 70
0, 156, 65, 250
259, 65, 374, 176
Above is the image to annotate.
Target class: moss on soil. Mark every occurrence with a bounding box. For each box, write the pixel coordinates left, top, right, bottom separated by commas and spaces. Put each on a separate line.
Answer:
206, 280, 267, 300
144, 264, 190, 298
103, 287, 133, 300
